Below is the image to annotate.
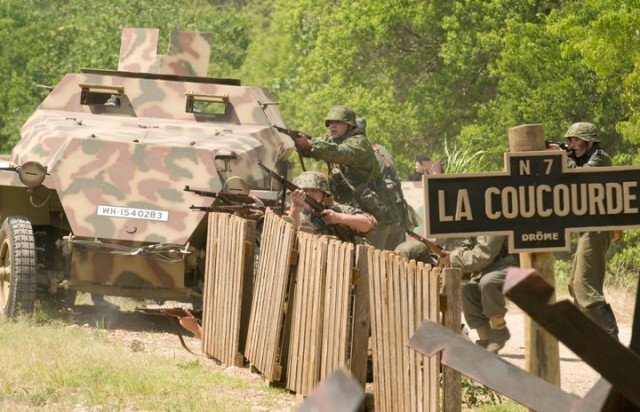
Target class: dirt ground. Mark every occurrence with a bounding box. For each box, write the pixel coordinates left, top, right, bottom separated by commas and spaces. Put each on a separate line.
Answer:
71, 291, 634, 410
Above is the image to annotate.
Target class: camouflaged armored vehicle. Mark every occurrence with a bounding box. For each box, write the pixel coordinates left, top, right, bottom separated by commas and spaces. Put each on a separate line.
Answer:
0, 28, 294, 317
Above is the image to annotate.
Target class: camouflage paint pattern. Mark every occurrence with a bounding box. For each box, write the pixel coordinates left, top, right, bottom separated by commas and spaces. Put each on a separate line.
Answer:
0, 29, 294, 296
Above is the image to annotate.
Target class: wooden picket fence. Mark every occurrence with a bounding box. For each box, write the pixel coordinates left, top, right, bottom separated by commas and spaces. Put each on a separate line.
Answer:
201, 209, 462, 410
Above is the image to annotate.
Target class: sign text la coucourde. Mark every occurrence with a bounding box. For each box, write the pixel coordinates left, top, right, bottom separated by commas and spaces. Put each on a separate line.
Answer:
424, 151, 640, 252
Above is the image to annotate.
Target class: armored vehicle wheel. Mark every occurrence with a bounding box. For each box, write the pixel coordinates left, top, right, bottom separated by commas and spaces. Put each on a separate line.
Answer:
0, 217, 37, 318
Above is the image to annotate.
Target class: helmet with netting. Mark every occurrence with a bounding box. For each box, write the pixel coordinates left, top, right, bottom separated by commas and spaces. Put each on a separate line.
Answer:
325, 106, 357, 127
564, 122, 599, 142
293, 171, 332, 196
395, 240, 435, 265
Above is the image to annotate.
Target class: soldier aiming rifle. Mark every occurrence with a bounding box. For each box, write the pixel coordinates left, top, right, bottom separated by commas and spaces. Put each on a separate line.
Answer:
257, 162, 377, 243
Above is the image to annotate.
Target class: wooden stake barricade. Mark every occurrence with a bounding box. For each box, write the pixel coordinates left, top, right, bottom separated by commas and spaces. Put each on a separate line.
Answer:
198, 208, 464, 409
201, 212, 256, 366
245, 208, 298, 382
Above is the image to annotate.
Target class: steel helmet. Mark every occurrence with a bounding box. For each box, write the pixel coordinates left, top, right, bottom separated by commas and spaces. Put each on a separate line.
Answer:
395, 240, 435, 265
293, 171, 332, 196
325, 106, 357, 127
564, 122, 599, 142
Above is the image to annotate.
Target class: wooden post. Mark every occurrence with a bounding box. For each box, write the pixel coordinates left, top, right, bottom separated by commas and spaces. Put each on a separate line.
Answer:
508, 124, 561, 386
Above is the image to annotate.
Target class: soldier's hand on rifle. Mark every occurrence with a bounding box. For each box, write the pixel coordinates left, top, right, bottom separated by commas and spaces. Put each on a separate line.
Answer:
290, 189, 307, 211
294, 133, 312, 150
439, 250, 451, 267
321, 209, 341, 225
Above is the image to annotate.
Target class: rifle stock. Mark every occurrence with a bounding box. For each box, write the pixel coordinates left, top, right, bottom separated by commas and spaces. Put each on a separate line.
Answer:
405, 230, 447, 257
257, 161, 352, 242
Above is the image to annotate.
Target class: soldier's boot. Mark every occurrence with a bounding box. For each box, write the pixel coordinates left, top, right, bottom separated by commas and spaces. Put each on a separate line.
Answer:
475, 323, 491, 348
584, 303, 619, 341
486, 315, 510, 354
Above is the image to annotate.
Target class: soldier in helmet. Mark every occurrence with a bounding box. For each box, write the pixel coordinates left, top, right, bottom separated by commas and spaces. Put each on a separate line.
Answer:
550, 122, 619, 339
288, 171, 377, 242
292, 106, 400, 250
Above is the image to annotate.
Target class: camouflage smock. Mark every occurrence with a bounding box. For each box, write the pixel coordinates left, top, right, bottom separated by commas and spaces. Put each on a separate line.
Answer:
298, 203, 377, 243
297, 128, 380, 205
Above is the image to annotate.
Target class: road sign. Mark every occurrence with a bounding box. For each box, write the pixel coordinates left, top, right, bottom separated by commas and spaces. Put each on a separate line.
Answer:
425, 151, 640, 252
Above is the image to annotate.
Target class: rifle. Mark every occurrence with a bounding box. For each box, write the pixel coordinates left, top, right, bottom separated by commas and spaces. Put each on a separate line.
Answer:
273, 125, 312, 141
184, 186, 253, 204
257, 161, 352, 242
545, 140, 577, 159
190, 203, 265, 212
184, 186, 278, 208
273, 126, 312, 171
405, 230, 447, 258
189, 204, 266, 220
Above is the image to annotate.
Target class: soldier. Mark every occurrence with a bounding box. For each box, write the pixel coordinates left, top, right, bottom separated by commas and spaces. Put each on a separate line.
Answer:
440, 236, 517, 353
292, 106, 400, 250
287, 171, 377, 243
552, 122, 619, 339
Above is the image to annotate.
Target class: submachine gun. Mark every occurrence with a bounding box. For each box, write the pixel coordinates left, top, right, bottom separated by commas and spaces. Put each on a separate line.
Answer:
256, 161, 352, 242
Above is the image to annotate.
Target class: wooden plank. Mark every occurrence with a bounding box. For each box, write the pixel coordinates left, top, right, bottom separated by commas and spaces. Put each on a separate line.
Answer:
395, 255, 407, 412
350, 245, 371, 390
503, 267, 640, 409
441, 268, 462, 412
295, 367, 365, 412
428, 266, 440, 411
408, 320, 579, 411
244, 209, 297, 381
368, 249, 386, 412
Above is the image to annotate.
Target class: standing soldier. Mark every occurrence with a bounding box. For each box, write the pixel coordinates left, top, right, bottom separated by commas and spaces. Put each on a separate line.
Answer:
552, 122, 619, 339
292, 106, 400, 250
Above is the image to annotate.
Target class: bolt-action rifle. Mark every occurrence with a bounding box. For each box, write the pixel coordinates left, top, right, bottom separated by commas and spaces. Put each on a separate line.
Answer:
273, 125, 312, 141
273, 126, 312, 171
189, 203, 265, 214
257, 161, 352, 242
184, 186, 278, 208
405, 230, 447, 258
545, 140, 577, 159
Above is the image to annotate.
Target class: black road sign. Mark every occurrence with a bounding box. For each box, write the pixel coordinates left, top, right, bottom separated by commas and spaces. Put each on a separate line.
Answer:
425, 151, 640, 252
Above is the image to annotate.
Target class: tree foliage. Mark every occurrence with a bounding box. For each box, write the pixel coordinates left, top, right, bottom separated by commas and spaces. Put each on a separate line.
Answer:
1, 0, 639, 174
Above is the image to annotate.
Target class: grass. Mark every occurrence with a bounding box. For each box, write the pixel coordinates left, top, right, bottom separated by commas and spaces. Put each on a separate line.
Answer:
0, 305, 292, 412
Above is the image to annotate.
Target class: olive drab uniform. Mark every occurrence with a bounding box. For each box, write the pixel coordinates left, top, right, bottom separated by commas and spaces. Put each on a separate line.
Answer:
565, 122, 619, 339
449, 235, 516, 353
296, 106, 398, 250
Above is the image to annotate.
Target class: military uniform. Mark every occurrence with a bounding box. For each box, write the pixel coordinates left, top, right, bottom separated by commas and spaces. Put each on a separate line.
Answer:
297, 203, 377, 243
449, 235, 516, 353
296, 106, 400, 250
291, 171, 377, 243
564, 122, 619, 338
